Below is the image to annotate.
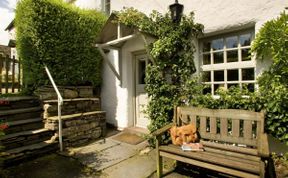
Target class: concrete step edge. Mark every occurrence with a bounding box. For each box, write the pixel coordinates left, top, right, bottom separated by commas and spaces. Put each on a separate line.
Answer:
47, 111, 106, 121
0, 107, 42, 116
0, 128, 51, 141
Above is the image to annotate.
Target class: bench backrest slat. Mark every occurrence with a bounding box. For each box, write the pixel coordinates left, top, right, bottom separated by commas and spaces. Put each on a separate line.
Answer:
176, 107, 265, 147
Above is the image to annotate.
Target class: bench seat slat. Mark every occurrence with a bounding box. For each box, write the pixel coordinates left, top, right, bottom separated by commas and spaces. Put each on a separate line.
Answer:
160, 151, 259, 178
159, 145, 260, 174
203, 147, 261, 162
165, 144, 261, 164
199, 132, 258, 146
201, 140, 258, 156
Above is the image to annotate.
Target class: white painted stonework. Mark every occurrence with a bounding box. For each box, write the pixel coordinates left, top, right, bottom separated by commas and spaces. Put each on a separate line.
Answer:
71, 0, 287, 129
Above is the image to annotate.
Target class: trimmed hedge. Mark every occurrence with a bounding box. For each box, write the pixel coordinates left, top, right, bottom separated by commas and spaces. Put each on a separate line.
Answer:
16, 0, 107, 93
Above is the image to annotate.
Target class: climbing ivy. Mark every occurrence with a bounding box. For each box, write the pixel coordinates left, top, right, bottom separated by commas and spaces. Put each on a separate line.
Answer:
116, 8, 204, 133
251, 12, 288, 144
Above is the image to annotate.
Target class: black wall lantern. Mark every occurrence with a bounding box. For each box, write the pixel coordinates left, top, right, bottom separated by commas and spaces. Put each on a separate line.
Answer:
169, 0, 184, 23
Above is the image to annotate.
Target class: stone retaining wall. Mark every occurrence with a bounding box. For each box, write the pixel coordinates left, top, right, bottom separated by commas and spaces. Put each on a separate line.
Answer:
45, 111, 106, 147
43, 98, 101, 119
35, 86, 100, 100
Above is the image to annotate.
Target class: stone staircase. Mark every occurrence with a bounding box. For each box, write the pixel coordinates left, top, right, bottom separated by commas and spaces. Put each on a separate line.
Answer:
0, 92, 106, 166
0, 97, 57, 166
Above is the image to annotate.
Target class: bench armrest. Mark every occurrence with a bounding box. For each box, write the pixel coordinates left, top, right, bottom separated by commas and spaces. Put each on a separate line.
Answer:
151, 123, 174, 137
258, 133, 270, 158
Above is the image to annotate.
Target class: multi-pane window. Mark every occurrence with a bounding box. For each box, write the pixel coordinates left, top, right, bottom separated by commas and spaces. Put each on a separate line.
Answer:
201, 30, 255, 95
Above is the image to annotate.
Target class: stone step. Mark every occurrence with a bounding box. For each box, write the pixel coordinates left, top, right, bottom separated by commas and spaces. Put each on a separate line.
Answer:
45, 111, 106, 147
0, 128, 54, 150
43, 98, 101, 118
4, 118, 44, 134
0, 106, 42, 122
1, 140, 58, 167
0, 96, 41, 110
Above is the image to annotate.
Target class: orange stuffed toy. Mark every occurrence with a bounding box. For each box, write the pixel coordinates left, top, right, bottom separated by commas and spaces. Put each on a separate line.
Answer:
170, 124, 198, 146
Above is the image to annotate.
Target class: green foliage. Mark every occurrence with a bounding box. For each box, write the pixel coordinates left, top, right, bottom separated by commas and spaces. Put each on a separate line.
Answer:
117, 8, 204, 134
16, 0, 107, 93
251, 12, 288, 144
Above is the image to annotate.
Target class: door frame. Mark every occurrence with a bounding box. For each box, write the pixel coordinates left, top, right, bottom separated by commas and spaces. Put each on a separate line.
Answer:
132, 50, 148, 128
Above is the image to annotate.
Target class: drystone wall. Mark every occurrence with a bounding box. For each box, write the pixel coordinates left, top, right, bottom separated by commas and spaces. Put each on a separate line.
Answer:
45, 111, 106, 147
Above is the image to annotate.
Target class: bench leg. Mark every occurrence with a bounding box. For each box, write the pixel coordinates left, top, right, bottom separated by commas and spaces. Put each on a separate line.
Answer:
156, 153, 163, 178
156, 136, 163, 178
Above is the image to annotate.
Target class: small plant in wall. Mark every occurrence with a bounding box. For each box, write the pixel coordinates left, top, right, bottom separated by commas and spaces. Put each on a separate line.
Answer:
116, 8, 204, 135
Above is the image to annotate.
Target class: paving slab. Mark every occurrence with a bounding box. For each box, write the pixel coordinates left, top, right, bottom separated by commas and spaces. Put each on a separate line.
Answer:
69, 138, 120, 155
100, 149, 156, 178
75, 142, 138, 171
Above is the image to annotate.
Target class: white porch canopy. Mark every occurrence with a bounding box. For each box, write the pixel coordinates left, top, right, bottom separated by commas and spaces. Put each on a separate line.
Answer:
95, 13, 155, 81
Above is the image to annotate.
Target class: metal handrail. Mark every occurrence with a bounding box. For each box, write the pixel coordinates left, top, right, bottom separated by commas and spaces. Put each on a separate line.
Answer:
44, 65, 63, 151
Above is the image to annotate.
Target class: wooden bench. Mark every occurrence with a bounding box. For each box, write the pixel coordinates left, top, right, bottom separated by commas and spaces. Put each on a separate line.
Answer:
153, 106, 270, 178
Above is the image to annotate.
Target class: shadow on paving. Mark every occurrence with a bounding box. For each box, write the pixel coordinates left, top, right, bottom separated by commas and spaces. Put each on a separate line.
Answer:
0, 153, 100, 178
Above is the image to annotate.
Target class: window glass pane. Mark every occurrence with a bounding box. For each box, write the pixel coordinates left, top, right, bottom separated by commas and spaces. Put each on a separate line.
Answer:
241, 48, 251, 61
226, 36, 238, 48
202, 71, 211, 82
203, 42, 211, 52
242, 68, 254, 80
203, 53, 211, 65
227, 69, 238, 81
211, 39, 224, 50
214, 70, 224, 81
213, 52, 224, 64
240, 33, 251, 46
138, 60, 146, 84
227, 50, 238, 63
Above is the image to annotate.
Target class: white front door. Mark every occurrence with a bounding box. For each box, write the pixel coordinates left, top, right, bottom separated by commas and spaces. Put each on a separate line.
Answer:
135, 53, 149, 128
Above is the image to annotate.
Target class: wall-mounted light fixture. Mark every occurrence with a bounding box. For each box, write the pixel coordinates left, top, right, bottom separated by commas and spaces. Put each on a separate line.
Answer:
169, 0, 184, 23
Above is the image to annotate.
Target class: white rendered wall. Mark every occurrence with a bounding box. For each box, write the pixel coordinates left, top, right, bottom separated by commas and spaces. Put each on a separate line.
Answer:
111, 0, 286, 35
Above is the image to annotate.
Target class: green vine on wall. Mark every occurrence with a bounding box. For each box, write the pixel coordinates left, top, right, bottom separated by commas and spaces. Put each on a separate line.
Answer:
251, 12, 288, 144
116, 8, 203, 134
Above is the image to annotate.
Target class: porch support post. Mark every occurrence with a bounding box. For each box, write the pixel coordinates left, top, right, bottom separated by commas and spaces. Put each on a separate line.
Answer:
98, 47, 121, 80
117, 22, 122, 39
97, 34, 137, 48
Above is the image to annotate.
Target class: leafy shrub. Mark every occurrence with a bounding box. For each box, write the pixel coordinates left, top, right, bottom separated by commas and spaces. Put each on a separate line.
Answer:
251, 12, 288, 144
16, 0, 107, 93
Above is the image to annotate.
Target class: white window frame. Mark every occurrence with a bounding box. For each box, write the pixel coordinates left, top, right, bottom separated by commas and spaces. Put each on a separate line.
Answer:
200, 29, 256, 95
